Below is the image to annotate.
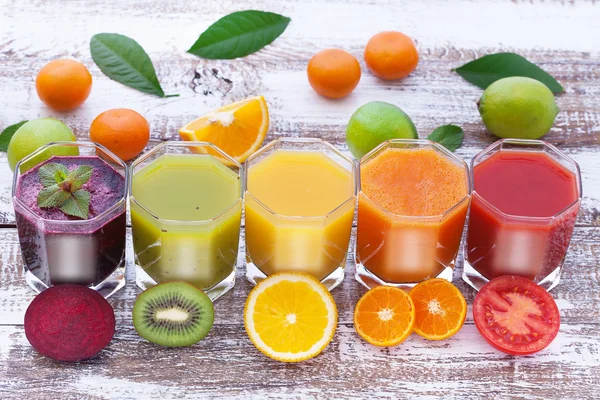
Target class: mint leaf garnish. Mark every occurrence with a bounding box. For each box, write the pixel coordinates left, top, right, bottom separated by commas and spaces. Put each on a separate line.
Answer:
38, 163, 70, 187
428, 125, 464, 152
36, 163, 94, 219
60, 190, 91, 219
37, 185, 71, 208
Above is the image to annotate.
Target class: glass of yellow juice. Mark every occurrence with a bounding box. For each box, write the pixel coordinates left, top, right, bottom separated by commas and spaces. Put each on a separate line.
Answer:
245, 138, 357, 290
130, 142, 243, 301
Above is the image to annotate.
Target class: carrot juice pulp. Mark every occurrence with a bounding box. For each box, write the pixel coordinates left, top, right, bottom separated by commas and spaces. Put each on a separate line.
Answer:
466, 149, 580, 286
356, 143, 470, 286
245, 147, 355, 285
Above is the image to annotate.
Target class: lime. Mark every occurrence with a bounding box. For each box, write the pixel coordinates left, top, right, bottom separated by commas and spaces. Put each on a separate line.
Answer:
7, 118, 77, 171
478, 77, 559, 140
346, 101, 417, 159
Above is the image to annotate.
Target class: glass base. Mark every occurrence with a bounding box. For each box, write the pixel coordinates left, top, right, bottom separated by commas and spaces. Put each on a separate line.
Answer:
354, 262, 453, 290
462, 253, 563, 292
25, 262, 126, 299
135, 264, 236, 302
245, 260, 345, 291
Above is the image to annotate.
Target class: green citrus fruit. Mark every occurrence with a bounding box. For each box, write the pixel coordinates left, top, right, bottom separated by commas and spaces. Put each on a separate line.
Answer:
7, 118, 77, 172
478, 77, 559, 139
346, 101, 417, 159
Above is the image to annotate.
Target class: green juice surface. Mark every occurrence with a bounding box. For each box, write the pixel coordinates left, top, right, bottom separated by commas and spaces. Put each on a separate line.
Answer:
131, 154, 242, 290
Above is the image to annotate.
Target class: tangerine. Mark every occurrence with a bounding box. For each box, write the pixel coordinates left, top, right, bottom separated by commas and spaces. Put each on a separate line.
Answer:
36, 59, 92, 111
307, 49, 361, 99
90, 109, 150, 161
364, 31, 419, 80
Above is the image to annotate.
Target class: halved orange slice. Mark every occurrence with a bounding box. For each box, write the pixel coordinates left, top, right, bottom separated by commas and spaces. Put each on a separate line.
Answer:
179, 96, 269, 163
353, 286, 415, 347
409, 278, 467, 341
244, 272, 338, 362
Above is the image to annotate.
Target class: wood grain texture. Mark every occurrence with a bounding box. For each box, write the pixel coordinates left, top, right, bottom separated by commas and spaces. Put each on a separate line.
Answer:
1, 0, 600, 398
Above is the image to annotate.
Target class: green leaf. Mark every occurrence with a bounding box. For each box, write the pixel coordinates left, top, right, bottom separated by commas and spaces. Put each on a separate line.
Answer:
60, 190, 91, 219
90, 33, 176, 97
65, 165, 93, 191
428, 125, 464, 152
453, 52, 564, 94
0, 121, 27, 152
37, 185, 71, 208
38, 163, 69, 187
188, 10, 291, 59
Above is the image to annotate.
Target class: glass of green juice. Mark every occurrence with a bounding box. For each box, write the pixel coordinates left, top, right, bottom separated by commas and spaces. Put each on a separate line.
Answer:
130, 142, 243, 301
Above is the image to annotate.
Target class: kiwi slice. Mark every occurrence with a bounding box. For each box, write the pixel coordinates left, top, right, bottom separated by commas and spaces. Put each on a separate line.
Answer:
132, 281, 214, 347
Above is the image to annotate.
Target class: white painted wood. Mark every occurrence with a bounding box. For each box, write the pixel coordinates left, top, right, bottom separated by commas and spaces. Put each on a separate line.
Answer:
0, 0, 599, 398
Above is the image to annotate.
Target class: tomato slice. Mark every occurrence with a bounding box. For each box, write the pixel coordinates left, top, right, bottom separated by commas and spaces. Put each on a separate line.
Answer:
473, 275, 560, 355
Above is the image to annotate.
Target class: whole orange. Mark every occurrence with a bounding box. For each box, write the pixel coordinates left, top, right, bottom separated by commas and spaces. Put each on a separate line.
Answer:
307, 49, 361, 99
364, 31, 419, 80
36, 59, 92, 111
90, 109, 150, 161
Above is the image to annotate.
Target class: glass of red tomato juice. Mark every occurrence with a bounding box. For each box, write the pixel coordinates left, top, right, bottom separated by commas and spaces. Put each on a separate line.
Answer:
463, 139, 582, 291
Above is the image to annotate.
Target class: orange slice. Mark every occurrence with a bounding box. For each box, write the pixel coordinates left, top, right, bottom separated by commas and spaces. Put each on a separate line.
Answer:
244, 272, 338, 362
409, 278, 467, 341
179, 96, 269, 163
353, 286, 415, 347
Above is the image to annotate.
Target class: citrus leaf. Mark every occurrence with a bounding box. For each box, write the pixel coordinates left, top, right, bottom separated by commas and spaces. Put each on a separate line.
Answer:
38, 163, 70, 187
428, 125, 464, 152
37, 185, 71, 208
60, 190, 91, 219
453, 53, 564, 94
0, 120, 27, 152
188, 10, 291, 59
91, 33, 175, 97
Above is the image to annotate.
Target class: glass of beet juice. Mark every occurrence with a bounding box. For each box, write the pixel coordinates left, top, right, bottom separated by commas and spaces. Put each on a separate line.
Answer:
12, 142, 128, 298
463, 139, 582, 291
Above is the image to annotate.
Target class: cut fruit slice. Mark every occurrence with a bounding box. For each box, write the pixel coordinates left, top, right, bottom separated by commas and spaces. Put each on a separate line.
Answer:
354, 286, 415, 347
132, 282, 214, 347
244, 272, 337, 362
24, 284, 115, 362
409, 278, 467, 341
179, 96, 269, 163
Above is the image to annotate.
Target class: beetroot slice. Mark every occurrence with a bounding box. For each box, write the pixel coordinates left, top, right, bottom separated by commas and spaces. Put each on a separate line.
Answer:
24, 284, 115, 362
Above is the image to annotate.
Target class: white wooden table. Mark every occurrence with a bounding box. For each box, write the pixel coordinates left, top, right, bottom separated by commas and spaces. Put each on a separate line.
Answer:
1, 1, 599, 398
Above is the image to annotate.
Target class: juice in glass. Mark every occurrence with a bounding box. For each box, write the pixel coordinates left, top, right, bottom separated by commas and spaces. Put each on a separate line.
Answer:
464, 139, 582, 291
131, 142, 242, 300
12, 142, 127, 298
356, 140, 470, 289
245, 138, 356, 290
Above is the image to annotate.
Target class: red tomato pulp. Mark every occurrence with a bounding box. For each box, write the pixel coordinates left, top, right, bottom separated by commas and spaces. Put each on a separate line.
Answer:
473, 275, 560, 355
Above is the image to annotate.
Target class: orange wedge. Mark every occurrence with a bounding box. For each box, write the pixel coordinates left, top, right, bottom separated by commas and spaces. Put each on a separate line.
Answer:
353, 286, 415, 347
409, 278, 467, 341
179, 96, 269, 163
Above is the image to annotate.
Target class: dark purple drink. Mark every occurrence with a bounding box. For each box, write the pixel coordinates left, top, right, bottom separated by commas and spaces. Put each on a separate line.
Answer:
13, 148, 127, 297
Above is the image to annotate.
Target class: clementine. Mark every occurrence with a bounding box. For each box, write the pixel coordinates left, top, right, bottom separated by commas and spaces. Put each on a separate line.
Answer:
36, 59, 92, 111
364, 31, 419, 80
307, 49, 361, 99
90, 109, 150, 161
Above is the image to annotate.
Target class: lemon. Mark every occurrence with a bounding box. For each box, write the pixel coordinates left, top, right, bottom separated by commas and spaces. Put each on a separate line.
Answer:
7, 118, 77, 171
478, 77, 559, 139
244, 272, 338, 362
346, 101, 417, 159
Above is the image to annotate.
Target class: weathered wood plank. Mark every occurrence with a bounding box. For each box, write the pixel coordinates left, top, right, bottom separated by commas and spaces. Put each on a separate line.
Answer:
0, 227, 598, 326
0, 323, 598, 399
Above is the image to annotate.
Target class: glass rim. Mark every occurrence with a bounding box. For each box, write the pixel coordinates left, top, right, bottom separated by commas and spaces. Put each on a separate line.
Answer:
470, 138, 583, 222
358, 138, 472, 220
130, 140, 244, 224
244, 137, 358, 221
11, 141, 129, 225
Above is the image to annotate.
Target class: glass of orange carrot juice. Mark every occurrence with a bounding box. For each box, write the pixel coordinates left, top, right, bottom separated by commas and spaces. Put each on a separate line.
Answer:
355, 139, 470, 289
245, 138, 357, 290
